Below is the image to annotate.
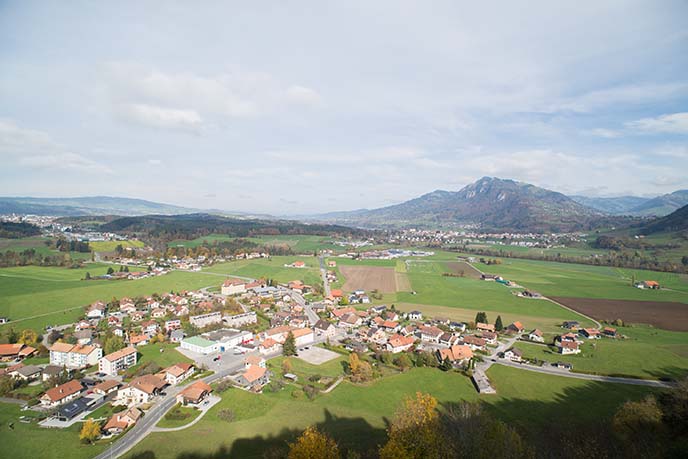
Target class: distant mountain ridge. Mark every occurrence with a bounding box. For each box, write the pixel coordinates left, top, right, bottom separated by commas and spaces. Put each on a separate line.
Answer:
570, 195, 650, 214
0, 196, 199, 217
313, 177, 606, 231
571, 190, 688, 216
639, 204, 688, 234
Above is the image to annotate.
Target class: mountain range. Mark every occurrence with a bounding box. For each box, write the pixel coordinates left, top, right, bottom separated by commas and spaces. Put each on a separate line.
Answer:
313, 177, 609, 231
2, 179, 687, 232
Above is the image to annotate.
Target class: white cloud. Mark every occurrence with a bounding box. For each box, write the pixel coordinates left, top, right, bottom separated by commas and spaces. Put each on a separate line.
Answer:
285, 85, 322, 107
0, 119, 112, 173
148, 159, 162, 165
627, 112, 688, 134
119, 103, 202, 132
104, 63, 321, 130
589, 128, 621, 138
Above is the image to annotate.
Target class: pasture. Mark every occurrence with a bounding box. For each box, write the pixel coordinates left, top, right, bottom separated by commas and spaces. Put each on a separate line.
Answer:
513, 325, 688, 379
125, 365, 656, 459
477, 257, 688, 303
203, 256, 322, 285
168, 234, 343, 253
340, 265, 399, 293
0, 264, 214, 332
88, 239, 144, 252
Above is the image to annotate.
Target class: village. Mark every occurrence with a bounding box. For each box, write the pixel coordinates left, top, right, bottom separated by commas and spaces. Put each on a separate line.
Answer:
0, 252, 635, 447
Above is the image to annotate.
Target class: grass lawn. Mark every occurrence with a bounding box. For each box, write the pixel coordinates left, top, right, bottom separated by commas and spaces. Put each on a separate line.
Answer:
0, 265, 215, 332
396, 272, 592, 323
477, 257, 688, 302
157, 404, 202, 428
513, 326, 688, 380
124, 343, 193, 378
126, 365, 658, 459
204, 256, 322, 285
0, 402, 108, 459
269, 355, 346, 390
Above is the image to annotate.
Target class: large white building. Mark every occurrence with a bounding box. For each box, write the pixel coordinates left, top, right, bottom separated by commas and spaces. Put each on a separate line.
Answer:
189, 311, 222, 328
99, 347, 138, 376
223, 311, 257, 327
180, 336, 219, 355
221, 279, 247, 296
49, 343, 102, 369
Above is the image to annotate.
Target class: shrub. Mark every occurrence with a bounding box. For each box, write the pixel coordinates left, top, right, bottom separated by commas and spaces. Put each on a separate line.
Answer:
291, 389, 304, 399
303, 384, 318, 400
218, 409, 235, 422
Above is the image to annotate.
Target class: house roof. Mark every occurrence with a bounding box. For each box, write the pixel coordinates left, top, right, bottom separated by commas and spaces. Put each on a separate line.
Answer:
245, 355, 264, 366
291, 328, 313, 339
43, 379, 83, 402
103, 346, 137, 362
15, 365, 42, 377
128, 374, 166, 394
242, 364, 267, 383
49, 342, 75, 353
561, 340, 579, 349
388, 334, 415, 348
165, 363, 194, 377
179, 380, 212, 402
510, 321, 524, 330
94, 379, 120, 393
314, 319, 333, 330
260, 338, 278, 349
182, 336, 216, 348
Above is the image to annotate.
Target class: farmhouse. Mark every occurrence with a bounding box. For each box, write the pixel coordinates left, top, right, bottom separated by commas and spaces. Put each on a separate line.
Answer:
387, 334, 415, 353
461, 335, 486, 351
86, 301, 106, 319
528, 329, 545, 342
40, 379, 84, 407
507, 321, 525, 334
0, 343, 36, 361
406, 310, 423, 321
236, 364, 270, 390
176, 380, 213, 406
417, 325, 444, 343
98, 346, 138, 376
562, 321, 580, 330
635, 280, 660, 290
436, 344, 473, 365
103, 407, 142, 435
476, 322, 495, 333
258, 338, 281, 355
114, 374, 167, 407
480, 331, 498, 345
162, 363, 195, 385
9, 364, 42, 381
503, 348, 523, 362
603, 327, 617, 337
580, 328, 601, 339
314, 319, 336, 338
558, 340, 581, 355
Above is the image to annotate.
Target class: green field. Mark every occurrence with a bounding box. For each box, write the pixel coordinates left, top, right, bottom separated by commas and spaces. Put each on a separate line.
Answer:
513, 326, 688, 380
0, 236, 93, 261
476, 257, 688, 302
157, 405, 202, 428
0, 403, 108, 459
168, 234, 343, 253
89, 240, 144, 252
204, 256, 322, 286
0, 264, 214, 332
125, 365, 657, 458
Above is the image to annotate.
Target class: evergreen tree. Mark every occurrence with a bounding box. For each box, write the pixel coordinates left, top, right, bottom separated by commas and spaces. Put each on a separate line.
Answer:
440, 357, 453, 371
84, 272, 91, 280
475, 312, 487, 324
107, 266, 114, 275
495, 315, 504, 332
283, 331, 297, 356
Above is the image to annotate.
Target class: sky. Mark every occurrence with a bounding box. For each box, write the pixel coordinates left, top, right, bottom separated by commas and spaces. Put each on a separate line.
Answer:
1, 1, 687, 215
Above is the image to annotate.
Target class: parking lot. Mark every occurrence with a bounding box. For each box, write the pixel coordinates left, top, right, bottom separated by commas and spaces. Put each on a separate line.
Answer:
296, 346, 340, 365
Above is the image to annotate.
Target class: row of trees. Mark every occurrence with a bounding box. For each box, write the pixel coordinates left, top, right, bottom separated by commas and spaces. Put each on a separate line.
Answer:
451, 245, 688, 273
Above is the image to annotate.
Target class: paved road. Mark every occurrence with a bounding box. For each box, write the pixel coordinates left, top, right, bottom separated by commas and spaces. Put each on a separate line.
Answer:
291, 290, 319, 325
93, 360, 249, 459
0, 397, 27, 406
493, 359, 673, 388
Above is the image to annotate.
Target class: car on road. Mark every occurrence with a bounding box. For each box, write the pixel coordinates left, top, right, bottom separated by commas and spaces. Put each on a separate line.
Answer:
213, 355, 221, 361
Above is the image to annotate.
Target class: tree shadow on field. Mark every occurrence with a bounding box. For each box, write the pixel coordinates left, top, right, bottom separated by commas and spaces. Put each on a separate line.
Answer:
129, 409, 386, 459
